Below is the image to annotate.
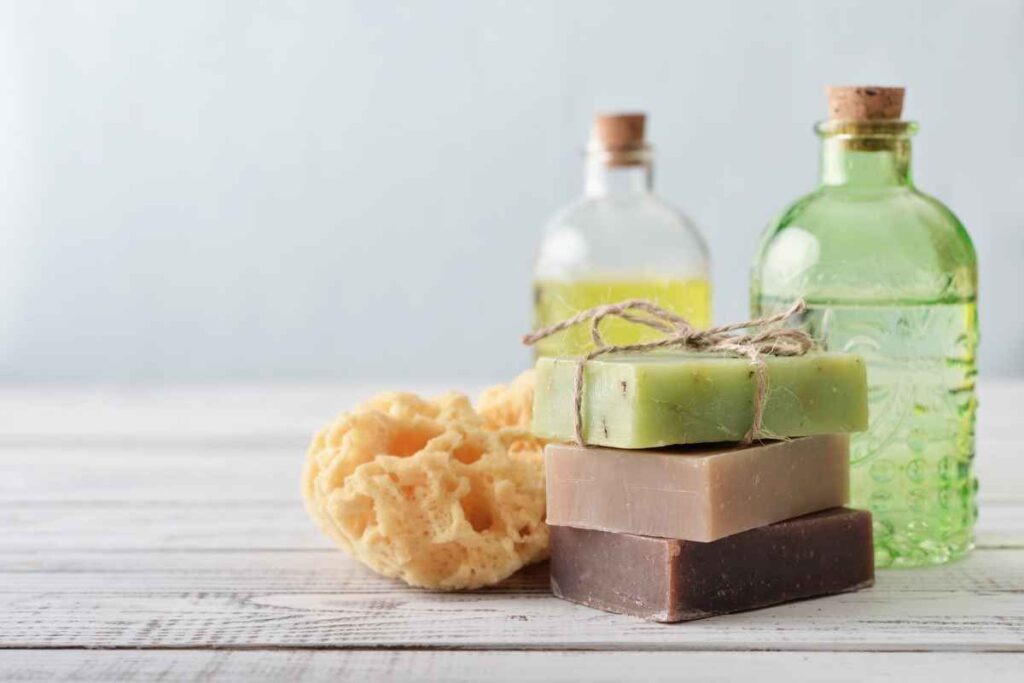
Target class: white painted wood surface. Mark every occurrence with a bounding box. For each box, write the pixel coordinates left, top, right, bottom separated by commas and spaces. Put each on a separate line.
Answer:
3, 651, 1023, 683
0, 381, 1022, 681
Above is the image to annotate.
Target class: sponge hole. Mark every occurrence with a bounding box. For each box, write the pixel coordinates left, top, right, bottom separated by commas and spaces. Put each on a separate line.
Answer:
459, 487, 494, 532
453, 440, 484, 464
388, 423, 443, 457
416, 542, 467, 581
341, 494, 376, 539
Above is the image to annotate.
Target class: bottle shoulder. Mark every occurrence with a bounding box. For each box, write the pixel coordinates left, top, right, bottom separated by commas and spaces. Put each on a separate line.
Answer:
770, 187, 974, 242
753, 186, 977, 303
536, 194, 709, 280
546, 194, 699, 234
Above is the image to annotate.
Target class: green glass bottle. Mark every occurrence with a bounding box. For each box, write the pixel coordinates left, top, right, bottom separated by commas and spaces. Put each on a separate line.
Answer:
750, 86, 978, 568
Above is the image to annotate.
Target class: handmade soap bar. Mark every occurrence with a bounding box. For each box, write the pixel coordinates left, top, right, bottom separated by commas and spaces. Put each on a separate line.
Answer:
550, 507, 874, 623
533, 352, 867, 448
546, 434, 848, 541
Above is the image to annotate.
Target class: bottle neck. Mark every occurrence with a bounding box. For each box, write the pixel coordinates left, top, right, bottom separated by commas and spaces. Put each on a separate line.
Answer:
816, 121, 917, 189
584, 155, 653, 197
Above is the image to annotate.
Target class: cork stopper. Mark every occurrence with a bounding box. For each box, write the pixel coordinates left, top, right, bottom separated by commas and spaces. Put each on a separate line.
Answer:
590, 113, 647, 165
826, 86, 904, 121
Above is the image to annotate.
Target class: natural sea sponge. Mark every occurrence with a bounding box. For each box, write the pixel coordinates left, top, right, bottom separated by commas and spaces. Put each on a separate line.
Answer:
477, 369, 536, 431
301, 371, 547, 590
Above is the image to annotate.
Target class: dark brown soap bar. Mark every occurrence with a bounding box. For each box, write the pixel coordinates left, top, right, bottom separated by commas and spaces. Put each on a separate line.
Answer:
550, 508, 874, 623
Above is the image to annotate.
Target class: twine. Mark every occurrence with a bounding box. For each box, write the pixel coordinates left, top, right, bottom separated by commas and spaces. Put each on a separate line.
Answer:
522, 299, 812, 446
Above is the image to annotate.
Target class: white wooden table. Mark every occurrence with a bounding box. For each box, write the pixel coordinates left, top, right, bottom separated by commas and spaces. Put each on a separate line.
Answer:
1, 380, 1022, 681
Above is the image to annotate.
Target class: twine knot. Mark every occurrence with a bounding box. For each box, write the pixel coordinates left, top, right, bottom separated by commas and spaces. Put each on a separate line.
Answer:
522, 299, 813, 446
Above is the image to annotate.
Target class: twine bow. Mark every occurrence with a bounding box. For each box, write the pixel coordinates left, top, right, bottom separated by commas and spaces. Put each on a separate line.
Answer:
522, 299, 813, 446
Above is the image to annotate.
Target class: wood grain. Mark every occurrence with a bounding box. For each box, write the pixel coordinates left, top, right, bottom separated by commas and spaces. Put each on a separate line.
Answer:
3, 650, 1024, 682
0, 379, 1016, 442
1, 440, 1020, 504
0, 447, 301, 503
0, 381, 487, 442
0, 548, 1021, 651
3, 498, 1021, 552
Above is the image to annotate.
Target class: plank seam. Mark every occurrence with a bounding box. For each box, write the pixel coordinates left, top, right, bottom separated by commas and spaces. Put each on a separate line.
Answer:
0, 644, 1022, 654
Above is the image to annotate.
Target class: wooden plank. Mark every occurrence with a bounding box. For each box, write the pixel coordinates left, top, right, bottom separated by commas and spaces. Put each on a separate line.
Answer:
0, 549, 1021, 651
0, 379, 1016, 443
3, 499, 1022, 552
3, 649, 1023, 682
0, 551, 547, 593
0, 502, 324, 551
0, 448, 300, 503
0, 434, 1021, 505
0, 381, 492, 442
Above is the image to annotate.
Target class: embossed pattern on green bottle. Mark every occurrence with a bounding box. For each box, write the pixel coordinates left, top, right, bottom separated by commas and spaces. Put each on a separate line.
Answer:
795, 300, 977, 567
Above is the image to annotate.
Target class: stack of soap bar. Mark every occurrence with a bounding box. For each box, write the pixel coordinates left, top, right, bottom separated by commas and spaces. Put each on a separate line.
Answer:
550, 508, 874, 623
536, 350, 873, 622
533, 352, 868, 448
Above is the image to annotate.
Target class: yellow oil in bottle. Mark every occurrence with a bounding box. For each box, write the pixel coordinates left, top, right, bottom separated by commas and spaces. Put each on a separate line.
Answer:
532, 277, 711, 357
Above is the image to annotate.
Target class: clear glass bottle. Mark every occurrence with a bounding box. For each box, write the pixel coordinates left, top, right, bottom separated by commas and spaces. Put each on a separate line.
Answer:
532, 113, 711, 356
750, 87, 978, 568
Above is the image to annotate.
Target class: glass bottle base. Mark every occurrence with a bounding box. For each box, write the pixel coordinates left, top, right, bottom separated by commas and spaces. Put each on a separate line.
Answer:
873, 533, 974, 569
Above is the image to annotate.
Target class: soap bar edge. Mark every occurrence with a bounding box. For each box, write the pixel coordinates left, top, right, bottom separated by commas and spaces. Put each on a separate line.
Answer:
533, 352, 869, 448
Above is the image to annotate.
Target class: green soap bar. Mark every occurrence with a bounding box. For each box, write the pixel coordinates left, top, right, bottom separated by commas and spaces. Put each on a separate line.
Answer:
533, 352, 867, 448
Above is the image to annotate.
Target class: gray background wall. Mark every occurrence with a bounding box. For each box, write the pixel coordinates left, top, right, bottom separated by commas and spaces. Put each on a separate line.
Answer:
1, 0, 1021, 382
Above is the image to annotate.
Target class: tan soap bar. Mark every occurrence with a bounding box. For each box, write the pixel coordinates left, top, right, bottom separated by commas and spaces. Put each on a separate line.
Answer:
546, 434, 849, 542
